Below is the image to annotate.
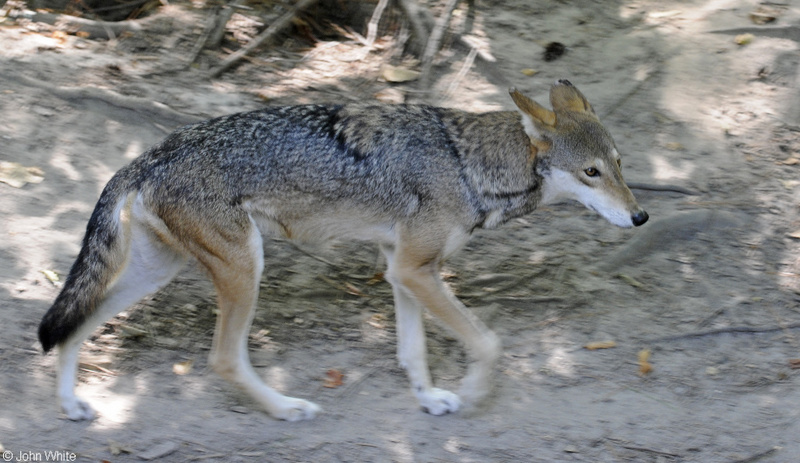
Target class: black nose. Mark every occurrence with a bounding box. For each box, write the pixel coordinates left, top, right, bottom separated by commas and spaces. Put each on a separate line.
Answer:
631, 210, 649, 227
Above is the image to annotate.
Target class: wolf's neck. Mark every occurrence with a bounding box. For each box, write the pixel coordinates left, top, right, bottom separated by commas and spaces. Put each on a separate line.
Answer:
436, 108, 544, 228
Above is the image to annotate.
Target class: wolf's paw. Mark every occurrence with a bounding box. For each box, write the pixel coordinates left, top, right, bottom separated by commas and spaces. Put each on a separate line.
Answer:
271, 398, 322, 422
61, 397, 97, 421
459, 365, 493, 404
418, 388, 462, 415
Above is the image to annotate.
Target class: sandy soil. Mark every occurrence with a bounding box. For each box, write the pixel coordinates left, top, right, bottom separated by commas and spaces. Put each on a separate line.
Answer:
2, 0, 800, 461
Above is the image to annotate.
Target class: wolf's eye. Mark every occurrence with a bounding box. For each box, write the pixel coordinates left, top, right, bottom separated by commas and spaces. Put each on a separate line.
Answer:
584, 167, 599, 177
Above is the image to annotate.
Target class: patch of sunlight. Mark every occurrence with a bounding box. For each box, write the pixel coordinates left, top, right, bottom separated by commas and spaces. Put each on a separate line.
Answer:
90, 391, 136, 427
444, 436, 467, 455
387, 432, 414, 463
650, 154, 695, 182
124, 140, 143, 160
545, 347, 575, 377
49, 149, 82, 182
757, 395, 777, 407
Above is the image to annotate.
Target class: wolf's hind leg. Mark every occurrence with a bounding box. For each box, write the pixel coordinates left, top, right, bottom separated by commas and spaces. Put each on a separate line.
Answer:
201, 216, 320, 421
57, 200, 187, 420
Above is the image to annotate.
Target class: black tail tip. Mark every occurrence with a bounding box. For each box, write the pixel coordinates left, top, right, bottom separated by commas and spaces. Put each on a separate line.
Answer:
556, 79, 574, 87
38, 323, 57, 353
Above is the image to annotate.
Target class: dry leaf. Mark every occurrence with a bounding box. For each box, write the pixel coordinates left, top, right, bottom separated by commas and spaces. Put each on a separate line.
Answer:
381, 64, 420, 83
749, 6, 780, 25
40, 269, 62, 287
521, 68, 539, 76
638, 349, 653, 375
118, 323, 148, 338
664, 141, 685, 151
173, 359, 194, 375
585, 340, 617, 350
618, 274, 644, 288
778, 157, 800, 165
0, 161, 45, 188
108, 441, 133, 456
345, 282, 364, 296
366, 272, 385, 286
788, 231, 800, 240
367, 313, 386, 329
52, 30, 68, 43
649, 10, 681, 19
789, 359, 800, 370
323, 369, 344, 388
374, 88, 405, 104
735, 33, 754, 45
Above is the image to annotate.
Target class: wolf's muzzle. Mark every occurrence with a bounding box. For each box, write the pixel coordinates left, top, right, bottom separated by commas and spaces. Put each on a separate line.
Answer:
631, 210, 649, 227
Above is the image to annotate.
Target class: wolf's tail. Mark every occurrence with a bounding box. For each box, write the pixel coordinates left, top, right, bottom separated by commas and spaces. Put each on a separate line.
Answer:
38, 179, 133, 352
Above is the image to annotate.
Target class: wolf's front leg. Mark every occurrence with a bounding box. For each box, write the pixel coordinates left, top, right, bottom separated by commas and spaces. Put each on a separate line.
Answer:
382, 245, 462, 414
387, 248, 501, 410
391, 279, 462, 414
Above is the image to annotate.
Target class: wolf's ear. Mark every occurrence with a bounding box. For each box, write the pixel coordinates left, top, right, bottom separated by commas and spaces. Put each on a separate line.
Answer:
509, 88, 556, 143
549, 79, 596, 117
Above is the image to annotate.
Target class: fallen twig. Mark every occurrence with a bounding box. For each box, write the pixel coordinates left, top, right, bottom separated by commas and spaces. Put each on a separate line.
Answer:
208, 0, 320, 78
627, 182, 700, 196
606, 438, 683, 459
442, 45, 477, 99
29, 11, 149, 39
620, 444, 682, 458
731, 446, 781, 463
600, 64, 660, 119
645, 323, 800, 343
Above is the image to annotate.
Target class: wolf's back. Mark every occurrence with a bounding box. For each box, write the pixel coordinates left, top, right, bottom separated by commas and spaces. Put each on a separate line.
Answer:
38, 175, 133, 352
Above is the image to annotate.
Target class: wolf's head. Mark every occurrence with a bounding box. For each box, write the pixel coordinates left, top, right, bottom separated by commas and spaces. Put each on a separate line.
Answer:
510, 81, 648, 228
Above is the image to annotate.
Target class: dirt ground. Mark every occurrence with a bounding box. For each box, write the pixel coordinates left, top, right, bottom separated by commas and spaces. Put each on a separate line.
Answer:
2, 0, 800, 461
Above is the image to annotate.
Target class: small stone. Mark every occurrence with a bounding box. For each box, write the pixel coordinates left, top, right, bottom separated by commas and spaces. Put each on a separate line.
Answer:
138, 441, 179, 460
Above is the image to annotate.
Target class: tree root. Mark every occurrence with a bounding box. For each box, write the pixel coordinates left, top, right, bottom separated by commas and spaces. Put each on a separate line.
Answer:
11, 73, 201, 126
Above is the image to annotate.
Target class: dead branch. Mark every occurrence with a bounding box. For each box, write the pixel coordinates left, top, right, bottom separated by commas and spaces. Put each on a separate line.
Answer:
30, 11, 147, 39
208, 0, 320, 79
419, 0, 460, 89
395, 0, 434, 54
186, 7, 221, 67
644, 323, 800, 343
360, 0, 391, 57
206, 0, 247, 50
